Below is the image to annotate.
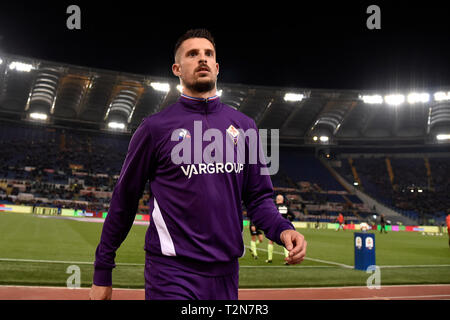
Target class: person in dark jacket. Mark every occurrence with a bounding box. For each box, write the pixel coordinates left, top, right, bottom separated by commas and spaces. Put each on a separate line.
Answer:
266, 194, 296, 264
380, 214, 387, 233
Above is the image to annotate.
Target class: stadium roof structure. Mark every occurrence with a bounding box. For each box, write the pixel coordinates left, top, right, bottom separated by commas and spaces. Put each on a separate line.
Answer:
0, 53, 449, 148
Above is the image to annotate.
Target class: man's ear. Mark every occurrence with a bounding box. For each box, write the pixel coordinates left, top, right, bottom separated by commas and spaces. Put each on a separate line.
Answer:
172, 63, 181, 77
216, 62, 219, 76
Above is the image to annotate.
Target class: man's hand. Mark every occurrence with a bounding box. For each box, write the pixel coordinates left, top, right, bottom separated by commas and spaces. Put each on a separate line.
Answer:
89, 284, 112, 300
280, 229, 307, 265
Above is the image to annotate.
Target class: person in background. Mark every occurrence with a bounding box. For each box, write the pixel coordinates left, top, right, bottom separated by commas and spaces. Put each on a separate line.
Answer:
446, 213, 450, 248
266, 194, 296, 264
380, 214, 387, 234
336, 212, 345, 231
249, 218, 264, 259
315, 216, 320, 229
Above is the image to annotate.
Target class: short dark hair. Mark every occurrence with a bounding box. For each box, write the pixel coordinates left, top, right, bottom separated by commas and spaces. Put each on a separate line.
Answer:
174, 29, 216, 60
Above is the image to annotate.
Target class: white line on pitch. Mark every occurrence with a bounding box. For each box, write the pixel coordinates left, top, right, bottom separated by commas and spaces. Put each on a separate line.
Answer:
1, 257, 449, 270
304, 257, 353, 269
379, 265, 450, 268
0, 257, 335, 269
0, 258, 143, 266
240, 265, 334, 268
244, 245, 353, 269
1, 284, 449, 292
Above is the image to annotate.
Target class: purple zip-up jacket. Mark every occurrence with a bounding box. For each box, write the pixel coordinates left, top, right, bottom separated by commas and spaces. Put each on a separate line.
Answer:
93, 94, 295, 286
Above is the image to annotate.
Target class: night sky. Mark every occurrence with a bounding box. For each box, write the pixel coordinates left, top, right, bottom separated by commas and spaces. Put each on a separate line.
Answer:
0, 1, 449, 91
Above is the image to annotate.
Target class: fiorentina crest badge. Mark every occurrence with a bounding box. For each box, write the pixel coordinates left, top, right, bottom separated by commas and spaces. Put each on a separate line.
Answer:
226, 124, 239, 145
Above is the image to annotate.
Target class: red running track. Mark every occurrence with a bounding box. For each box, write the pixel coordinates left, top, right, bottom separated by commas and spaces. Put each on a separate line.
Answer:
0, 284, 449, 300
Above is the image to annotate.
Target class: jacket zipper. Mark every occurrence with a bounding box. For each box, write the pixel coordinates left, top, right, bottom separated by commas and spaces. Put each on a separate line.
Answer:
204, 98, 210, 130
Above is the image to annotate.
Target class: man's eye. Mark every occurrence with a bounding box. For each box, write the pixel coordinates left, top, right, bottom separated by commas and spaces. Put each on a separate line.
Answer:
189, 52, 196, 56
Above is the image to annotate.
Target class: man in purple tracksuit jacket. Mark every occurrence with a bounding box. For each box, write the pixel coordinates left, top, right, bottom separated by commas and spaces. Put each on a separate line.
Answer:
90, 29, 307, 300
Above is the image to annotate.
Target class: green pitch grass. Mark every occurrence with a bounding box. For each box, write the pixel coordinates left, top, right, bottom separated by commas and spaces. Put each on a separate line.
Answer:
0, 212, 449, 289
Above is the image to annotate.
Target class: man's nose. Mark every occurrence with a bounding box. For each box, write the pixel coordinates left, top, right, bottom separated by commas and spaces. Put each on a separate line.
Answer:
198, 52, 208, 63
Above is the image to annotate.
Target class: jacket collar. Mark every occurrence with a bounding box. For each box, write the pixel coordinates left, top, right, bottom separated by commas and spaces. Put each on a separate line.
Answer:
179, 93, 222, 113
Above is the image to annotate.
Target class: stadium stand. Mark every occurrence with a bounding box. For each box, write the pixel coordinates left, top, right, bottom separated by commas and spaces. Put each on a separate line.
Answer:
0, 119, 151, 214
279, 151, 346, 192
0, 53, 448, 227
0, 118, 373, 223
334, 153, 450, 225
271, 149, 373, 224
2, 116, 448, 227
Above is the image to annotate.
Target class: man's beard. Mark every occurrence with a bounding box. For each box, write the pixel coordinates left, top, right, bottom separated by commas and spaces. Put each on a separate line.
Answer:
184, 78, 216, 93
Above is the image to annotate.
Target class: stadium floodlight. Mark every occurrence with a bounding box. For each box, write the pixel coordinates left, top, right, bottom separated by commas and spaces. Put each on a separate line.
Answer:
418, 189, 423, 193
319, 136, 329, 142
29, 112, 48, 120
312, 136, 318, 141
360, 94, 383, 104
384, 94, 405, 106
353, 182, 359, 186
0, 58, 3, 65
436, 134, 450, 141
284, 93, 304, 102
9, 61, 34, 72
150, 82, 170, 93
108, 122, 125, 130
410, 189, 414, 193
407, 92, 430, 104
434, 91, 450, 101
217, 89, 222, 97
